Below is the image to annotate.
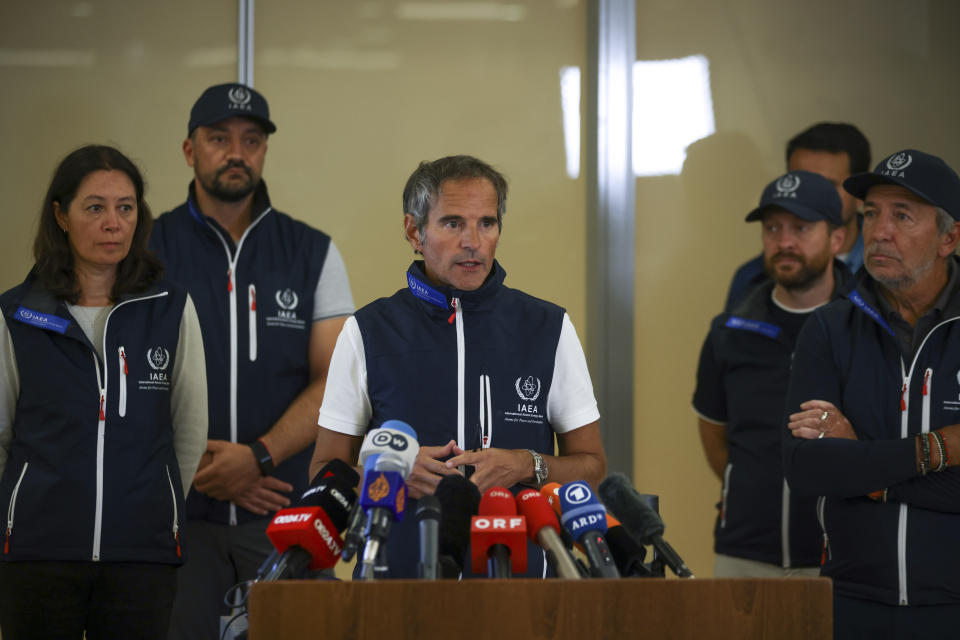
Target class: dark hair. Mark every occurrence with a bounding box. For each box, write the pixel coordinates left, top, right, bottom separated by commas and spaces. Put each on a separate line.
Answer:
402, 155, 508, 241
34, 145, 162, 303
786, 123, 872, 174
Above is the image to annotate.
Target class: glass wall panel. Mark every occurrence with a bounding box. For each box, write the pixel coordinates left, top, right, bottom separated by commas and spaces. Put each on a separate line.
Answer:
0, 0, 237, 290
634, 0, 960, 576
254, 0, 587, 319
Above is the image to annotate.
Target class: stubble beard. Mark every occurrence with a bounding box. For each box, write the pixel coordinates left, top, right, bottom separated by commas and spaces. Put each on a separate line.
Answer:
200, 161, 258, 203
765, 251, 831, 293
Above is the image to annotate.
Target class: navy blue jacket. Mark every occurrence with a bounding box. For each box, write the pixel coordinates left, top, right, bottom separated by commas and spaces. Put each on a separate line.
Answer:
0, 273, 188, 564
695, 267, 849, 568
356, 261, 564, 578
783, 259, 960, 605
150, 182, 330, 525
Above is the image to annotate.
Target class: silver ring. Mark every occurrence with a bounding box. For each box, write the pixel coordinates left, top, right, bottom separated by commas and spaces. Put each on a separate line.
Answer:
820, 410, 829, 423
818, 431, 825, 439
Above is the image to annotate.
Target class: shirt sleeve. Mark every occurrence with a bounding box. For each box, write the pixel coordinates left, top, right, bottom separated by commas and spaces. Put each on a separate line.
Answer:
317, 316, 372, 435
546, 313, 600, 433
313, 241, 355, 321
691, 329, 727, 425
170, 295, 209, 496
0, 314, 19, 480
782, 312, 918, 498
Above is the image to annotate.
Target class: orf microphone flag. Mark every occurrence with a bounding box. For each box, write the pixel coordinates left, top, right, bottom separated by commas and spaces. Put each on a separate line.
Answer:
471, 487, 527, 577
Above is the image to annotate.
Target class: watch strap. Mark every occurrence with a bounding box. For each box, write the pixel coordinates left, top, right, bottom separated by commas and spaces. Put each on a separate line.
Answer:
248, 439, 275, 477
526, 449, 548, 489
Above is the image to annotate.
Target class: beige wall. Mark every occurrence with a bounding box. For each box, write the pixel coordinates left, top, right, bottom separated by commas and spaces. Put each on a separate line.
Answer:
2, 0, 960, 583
636, 0, 960, 577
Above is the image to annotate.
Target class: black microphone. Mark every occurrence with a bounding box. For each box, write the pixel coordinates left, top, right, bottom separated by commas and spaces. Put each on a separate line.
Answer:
605, 522, 655, 578
258, 459, 360, 581
340, 502, 367, 562
417, 495, 441, 579
598, 473, 694, 578
434, 474, 481, 578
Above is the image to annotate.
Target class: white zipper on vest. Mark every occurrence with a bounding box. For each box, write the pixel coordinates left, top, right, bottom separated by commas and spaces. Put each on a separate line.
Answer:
118, 346, 128, 417
166, 465, 182, 558
4, 462, 29, 554
452, 298, 465, 454
720, 463, 732, 529
816, 495, 829, 564
897, 360, 910, 604
248, 284, 257, 362
93, 351, 106, 561
206, 211, 270, 526
781, 479, 791, 568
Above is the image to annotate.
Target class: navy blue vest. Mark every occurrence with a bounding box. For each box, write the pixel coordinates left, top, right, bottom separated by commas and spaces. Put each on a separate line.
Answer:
0, 273, 188, 564
356, 261, 563, 577
151, 182, 331, 525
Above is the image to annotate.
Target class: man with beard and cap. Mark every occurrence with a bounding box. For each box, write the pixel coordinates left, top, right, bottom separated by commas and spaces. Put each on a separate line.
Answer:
150, 83, 354, 639
724, 122, 871, 311
693, 169, 849, 577
785, 150, 960, 638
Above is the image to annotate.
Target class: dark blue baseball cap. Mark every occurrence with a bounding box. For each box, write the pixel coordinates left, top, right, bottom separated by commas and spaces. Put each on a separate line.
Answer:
843, 149, 960, 220
745, 170, 843, 225
187, 83, 277, 136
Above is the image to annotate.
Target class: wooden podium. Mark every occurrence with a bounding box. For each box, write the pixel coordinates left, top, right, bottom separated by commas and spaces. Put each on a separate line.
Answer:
248, 577, 832, 639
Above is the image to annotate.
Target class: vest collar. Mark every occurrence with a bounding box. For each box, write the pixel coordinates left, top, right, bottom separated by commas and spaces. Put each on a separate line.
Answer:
8, 270, 166, 344
405, 260, 506, 311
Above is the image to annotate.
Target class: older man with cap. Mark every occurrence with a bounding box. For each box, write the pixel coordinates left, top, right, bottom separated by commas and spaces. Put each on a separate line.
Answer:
784, 149, 960, 638
150, 83, 354, 639
694, 170, 849, 577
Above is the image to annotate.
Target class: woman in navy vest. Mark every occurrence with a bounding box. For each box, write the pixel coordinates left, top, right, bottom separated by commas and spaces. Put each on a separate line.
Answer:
0, 146, 208, 639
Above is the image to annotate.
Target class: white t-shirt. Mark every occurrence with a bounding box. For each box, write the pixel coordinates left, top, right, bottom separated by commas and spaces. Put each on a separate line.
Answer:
318, 312, 600, 437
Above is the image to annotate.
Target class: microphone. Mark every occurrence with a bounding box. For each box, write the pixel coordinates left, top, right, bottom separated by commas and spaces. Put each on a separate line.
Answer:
515, 489, 581, 579
558, 481, 620, 578
605, 513, 655, 578
434, 474, 481, 578
357, 421, 420, 580
598, 473, 694, 578
471, 487, 527, 578
261, 459, 359, 580
540, 483, 584, 566
540, 482, 562, 515
417, 494, 441, 579
339, 501, 367, 562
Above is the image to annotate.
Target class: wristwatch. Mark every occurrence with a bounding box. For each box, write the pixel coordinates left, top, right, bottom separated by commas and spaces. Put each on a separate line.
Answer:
526, 449, 548, 489
248, 439, 275, 477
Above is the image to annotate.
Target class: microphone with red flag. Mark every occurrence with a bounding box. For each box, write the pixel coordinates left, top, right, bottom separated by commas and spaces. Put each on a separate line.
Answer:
515, 489, 581, 579
260, 459, 359, 581
470, 487, 527, 578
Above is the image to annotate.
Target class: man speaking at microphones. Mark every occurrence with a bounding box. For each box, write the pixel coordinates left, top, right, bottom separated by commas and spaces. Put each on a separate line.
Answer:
310, 155, 606, 578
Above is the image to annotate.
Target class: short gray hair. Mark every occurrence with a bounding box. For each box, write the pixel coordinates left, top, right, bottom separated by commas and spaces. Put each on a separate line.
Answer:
935, 206, 956, 235
402, 155, 508, 241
